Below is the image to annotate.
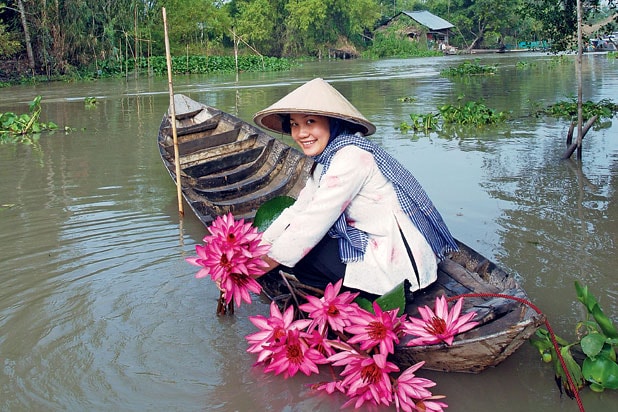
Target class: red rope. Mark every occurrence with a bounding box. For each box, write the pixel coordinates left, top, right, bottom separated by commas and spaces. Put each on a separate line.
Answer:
447, 292, 586, 412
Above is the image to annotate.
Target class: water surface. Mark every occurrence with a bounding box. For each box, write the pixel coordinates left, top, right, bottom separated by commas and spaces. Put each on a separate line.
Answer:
1, 52, 617, 411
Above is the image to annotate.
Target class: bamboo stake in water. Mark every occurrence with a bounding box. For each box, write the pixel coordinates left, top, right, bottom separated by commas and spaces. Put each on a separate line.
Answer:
162, 7, 184, 215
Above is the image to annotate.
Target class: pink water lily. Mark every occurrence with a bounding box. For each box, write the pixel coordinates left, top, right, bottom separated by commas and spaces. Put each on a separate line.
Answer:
246, 302, 311, 364
329, 351, 399, 408
410, 396, 449, 412
346, 301, 404, 355
393, 361, 438, 412
246, 302, 312, 366
243, 280, 452, 410
299, 279, 360, 335
186, 212, 270, 309
262, 328, 327, 378
219, 272, 263, 307
312, 379, 346, 395
404, 296, 478, 346
202, 212, 262, 251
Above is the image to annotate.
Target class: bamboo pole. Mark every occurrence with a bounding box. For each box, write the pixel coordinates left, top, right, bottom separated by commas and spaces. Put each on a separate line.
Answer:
162, 7, 184, 215
575, 0, 584, 160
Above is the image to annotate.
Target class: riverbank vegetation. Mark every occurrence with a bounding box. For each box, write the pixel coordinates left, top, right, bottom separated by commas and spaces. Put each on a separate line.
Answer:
1, 1, 616, 86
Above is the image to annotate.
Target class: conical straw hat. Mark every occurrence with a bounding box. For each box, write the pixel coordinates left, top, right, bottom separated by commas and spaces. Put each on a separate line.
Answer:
253, 78, 376, 136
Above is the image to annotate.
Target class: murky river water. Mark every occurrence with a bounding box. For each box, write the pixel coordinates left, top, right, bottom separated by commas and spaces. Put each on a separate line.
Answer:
1, 52, 616, 411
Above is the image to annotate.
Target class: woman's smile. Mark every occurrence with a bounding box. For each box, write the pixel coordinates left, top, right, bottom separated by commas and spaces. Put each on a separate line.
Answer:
289, 114, 331, 156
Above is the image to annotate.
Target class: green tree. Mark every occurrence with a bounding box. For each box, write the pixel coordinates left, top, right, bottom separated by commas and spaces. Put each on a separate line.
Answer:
428, 0, 524, 50
284, 0, 380, 56
520, 0, 617, 51
0, 4, 22, 58
159, 0, 230, 55
230, 0, 285, 56
229, 0, 380, 57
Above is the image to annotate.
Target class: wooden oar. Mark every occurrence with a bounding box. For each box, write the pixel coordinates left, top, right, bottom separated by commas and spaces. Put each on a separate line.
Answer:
162, 7, 184, 215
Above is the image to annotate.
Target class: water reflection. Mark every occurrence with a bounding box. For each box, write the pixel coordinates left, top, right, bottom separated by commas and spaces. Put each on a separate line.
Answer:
1, 53, 617, 411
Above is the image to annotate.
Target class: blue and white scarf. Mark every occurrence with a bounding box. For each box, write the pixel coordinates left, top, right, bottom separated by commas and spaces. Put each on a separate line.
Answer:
313, 133, 458, 263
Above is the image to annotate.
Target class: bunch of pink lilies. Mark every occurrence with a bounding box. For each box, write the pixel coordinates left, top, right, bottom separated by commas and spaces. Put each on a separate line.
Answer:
187, 213, 479, 411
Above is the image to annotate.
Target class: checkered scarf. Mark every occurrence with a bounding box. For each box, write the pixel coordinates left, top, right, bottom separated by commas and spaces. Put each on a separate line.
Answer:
313, 133, 458, 262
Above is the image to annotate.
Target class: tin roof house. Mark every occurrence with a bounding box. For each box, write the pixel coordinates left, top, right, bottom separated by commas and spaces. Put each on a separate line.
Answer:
378, 10, 455, 48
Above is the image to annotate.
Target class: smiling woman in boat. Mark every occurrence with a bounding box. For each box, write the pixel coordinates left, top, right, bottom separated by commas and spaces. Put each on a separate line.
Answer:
253, 78, 458, 297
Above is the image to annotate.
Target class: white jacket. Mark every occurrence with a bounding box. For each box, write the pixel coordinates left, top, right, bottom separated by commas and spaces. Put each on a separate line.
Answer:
262, 145, 437, 296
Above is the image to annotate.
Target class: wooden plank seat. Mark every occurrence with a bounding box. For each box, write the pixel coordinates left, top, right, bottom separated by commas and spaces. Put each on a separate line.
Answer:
178, 135, 261, 168
193, 145, 298, 202
190, 139, 278, 186
204, 154, 311, 210
166, 126, 243, 157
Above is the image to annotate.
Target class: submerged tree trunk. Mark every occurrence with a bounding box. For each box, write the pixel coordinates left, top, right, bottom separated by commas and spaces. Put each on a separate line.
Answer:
562, 116, 598, 159
17, 0, 35, 72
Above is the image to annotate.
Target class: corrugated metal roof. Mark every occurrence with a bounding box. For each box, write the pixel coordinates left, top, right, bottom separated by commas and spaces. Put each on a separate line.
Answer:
402, 10, 454, 31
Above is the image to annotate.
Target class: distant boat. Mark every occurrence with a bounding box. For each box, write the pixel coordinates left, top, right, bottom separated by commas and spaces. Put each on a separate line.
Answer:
589, 32, 617, 51
158, 94, 544, 373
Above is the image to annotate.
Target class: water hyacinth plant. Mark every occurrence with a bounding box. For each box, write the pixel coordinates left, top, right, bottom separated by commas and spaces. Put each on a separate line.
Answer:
0, 96, 59, 143
530, 281, 618, 396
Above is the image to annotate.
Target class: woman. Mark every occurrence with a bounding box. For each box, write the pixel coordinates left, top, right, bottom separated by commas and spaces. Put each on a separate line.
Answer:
253, 78, 458, 296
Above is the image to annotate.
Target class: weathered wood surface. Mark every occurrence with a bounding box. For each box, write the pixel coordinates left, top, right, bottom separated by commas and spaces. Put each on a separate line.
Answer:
158, 94, 312, 224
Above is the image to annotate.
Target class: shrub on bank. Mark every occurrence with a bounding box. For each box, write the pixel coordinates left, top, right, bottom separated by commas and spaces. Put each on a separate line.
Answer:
96, 54, 293, 77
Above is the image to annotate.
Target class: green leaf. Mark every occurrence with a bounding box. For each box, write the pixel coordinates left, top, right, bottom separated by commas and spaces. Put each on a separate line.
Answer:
554, 345, 586, 395
373, 281, 407, 316
581, 332, 606, 358
575, 281, 618, 338
28, 95, 41, 112
355, 296, 373, 313
599, 344, 617, 362
582, 355, 618, 390
353, 281, 408, 316
591, 304, 618, 339
253, 196, 296, 232
529, 328, 553, 353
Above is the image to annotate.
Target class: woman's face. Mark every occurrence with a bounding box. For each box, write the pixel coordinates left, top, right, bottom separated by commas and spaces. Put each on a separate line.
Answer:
289, 114, 331, 156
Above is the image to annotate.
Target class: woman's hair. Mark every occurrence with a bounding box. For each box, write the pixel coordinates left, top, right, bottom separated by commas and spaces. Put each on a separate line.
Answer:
329, 118, 364, 138
279, 114, 363, 137
280, 114, 292, 134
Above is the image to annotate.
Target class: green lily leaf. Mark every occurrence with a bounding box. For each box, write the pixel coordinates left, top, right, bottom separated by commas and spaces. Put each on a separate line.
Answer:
253, 196, 296, 232
589, 382, 605, 393
581, 332, 607, 358
599, 344, 617, 362
582, 355, 618, 390
355, 296, 373, 313
374, 281, 407, 316
354, 281, 407, 316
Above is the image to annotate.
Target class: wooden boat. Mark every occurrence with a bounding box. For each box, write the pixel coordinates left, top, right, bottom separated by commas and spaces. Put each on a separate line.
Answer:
158, 94, 313, 225
158, 94, 544, 373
